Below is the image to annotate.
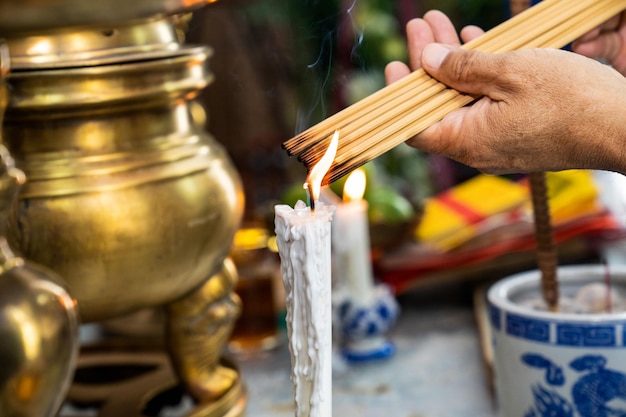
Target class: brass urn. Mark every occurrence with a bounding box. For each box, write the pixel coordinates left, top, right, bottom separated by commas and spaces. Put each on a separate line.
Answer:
4, 20, 244, 323
1, 5, 246, 416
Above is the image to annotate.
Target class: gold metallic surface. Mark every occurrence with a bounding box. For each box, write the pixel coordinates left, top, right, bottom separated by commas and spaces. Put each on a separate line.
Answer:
67, 349, 246, 417
0, 65, 80, 416
6, 46, 212, 113
2, 9, 246, 416
166, 258, 243, 402
4, 46, 245, 323
0, 0, 214, 36
6, 17, 182, 70
0, 243, 80, 417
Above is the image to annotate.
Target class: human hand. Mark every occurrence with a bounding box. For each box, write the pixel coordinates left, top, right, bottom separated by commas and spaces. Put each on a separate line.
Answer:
384, 10, 483, 80
385, 12, 626, 176
572, 11, 626, 75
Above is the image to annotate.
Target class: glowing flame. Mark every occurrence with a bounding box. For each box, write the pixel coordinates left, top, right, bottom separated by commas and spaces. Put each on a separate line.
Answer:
343, 168, 366, 202
305, 130, 338, 203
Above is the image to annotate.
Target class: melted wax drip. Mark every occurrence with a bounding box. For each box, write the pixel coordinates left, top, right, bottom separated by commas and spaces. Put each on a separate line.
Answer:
275, 202, 333, 417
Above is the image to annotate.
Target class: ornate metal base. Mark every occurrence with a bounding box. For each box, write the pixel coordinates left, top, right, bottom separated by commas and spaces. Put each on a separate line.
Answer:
63, 346, 246, 417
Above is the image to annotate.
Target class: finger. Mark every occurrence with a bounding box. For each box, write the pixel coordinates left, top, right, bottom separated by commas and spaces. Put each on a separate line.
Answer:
599, 13, 622, 32
405, 123, 442, 153
574, 27, 601, 44
406, 18, 435, 70
423, 10, 461, 45
406, 107, 468, 156
460, 25, 484, 43
574, 14, 620, 43
408, 104, 520, 175
385, 61, 411, 84
573, 31, 624, 63
421, 44, 507, 97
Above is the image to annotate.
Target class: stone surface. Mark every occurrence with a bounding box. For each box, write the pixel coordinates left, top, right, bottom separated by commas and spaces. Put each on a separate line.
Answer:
237, 287, 497, 417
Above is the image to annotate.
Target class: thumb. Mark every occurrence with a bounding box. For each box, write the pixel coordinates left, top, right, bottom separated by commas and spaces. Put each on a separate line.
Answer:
421, 44, 502, 97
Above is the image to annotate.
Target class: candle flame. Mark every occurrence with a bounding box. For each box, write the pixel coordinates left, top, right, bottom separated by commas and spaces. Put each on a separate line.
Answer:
305, 130, 338, 203
343, 168, 366, 202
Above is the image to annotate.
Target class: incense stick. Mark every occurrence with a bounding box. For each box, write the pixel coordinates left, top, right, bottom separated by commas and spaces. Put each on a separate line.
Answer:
284, 0, 626, 184
529, 172, 559, 311
510, 1, 559, 313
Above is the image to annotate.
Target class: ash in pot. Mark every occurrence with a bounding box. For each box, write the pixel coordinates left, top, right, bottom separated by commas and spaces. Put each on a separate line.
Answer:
517, 283, 625, 314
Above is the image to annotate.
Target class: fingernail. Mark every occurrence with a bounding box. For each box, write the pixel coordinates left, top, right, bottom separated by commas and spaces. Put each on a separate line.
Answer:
422, 44, 449, 69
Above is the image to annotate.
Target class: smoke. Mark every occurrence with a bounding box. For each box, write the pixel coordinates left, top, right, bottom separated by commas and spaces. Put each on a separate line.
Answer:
295, 30, 335, 134
294, 0, 365, 134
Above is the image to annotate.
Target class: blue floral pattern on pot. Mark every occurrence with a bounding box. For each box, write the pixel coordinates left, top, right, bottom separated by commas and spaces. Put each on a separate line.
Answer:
521, 353, 626, 417
334, 283, 399, 363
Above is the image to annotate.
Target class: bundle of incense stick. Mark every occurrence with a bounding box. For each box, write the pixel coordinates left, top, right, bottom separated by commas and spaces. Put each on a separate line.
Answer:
283, 0, 626, 185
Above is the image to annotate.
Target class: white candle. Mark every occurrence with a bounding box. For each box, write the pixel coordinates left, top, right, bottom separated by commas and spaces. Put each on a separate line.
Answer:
274, 130, 338, 417
275, 201, 334, 417
333, 168, 375, 304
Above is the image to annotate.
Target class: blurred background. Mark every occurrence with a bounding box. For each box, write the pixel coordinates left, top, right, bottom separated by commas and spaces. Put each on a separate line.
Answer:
185, 0, 626, 350
45, 0, 626, 415
185, 0, 508, 223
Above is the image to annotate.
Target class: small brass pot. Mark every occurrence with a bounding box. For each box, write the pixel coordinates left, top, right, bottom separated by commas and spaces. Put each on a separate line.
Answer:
3, 45, 244, 323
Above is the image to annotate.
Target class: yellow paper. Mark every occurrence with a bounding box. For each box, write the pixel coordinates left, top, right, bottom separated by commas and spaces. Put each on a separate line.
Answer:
416, 170, 600, 252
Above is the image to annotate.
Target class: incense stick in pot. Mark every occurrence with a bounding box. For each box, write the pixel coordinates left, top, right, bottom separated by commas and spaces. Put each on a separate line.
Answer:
527, 150, 559, 310
509, 0, 559, 312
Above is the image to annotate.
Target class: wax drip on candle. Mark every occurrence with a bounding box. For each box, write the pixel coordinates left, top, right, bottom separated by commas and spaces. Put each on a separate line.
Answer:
305, 130, 339, 210
275, 131, 338, 417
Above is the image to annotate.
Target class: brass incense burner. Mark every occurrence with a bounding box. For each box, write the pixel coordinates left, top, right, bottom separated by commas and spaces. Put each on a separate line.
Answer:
4, 38, 242, 323
0, 2, 246, 416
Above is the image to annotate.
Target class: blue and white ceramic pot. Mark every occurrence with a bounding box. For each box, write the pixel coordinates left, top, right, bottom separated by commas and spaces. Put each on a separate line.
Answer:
488, 264, 626, 417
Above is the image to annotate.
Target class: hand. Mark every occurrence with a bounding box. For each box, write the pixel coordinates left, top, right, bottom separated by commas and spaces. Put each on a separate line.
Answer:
385, 12, 626, 175
572, 11, 626, 75
385, 10, 483, 79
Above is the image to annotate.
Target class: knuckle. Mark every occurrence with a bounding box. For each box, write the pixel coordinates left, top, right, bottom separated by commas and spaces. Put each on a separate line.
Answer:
448, 51, 477, 82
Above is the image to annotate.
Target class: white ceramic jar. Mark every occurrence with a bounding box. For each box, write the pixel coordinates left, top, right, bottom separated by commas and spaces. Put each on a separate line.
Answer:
488, 264, 626, 417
